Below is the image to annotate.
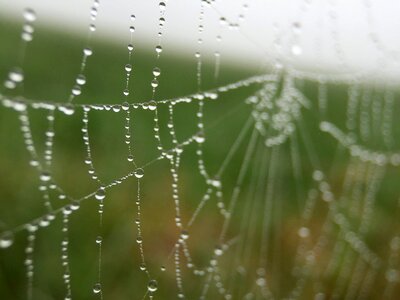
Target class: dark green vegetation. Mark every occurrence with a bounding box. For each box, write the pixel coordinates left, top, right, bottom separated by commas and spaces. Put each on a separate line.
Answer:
1, 15, 400, 300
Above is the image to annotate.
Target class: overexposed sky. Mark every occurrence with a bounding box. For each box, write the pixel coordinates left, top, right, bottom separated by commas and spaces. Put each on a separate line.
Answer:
0, 0, 399, 83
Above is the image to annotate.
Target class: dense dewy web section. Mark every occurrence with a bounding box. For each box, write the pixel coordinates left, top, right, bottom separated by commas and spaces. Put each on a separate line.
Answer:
0, 0, 400, 300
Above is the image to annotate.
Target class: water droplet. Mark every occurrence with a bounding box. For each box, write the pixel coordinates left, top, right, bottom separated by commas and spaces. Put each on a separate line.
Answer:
136, 236, 143, 244
298, 227, 310, 238
9, 68, 24, 83
76, 74, 86, 85
139, 262, 146, 271
59, 104, 75, 115
122, 102, 130, 111
21, 32, 33, 42
71, 201, 80, 210
0, 232, 14, 249
23, 8, 36, 22
39, 218, 50, 227
83, 47, 93, 56
291, 45, 302, 56
26, 223, 38, 232
214, 245, 223, 256
59, 194, 66, 200
112, 105, 121, 112
95, 187, 106, 201
161, 266, 166, 271
4, 80, 16, 89
159, 2, 166, 12
152, 67, 161, 77
23, 24, 34, 34
219, 17, 227, 26
12, 100, 27, 112
29, 159, 39, 167
151, 79, 158, 88
123, 89, 129, 96
148, 101, 157, 111
63, 206, 73, 215
130, 14, 136, 21
90, 7, 98, 20
180, 230, 189, 240
127, 44, 134, 52
127, 154, 134, 162
134, 168, 144, 179
292, 22, 302, 34
155, 45, 163, 54
125, 64, 132, 72
312, 170, 324, 181
148, 279, 158, 292
40, 171, 51, 182
93, 283, 101, 294
256, 277, 266, 287
95, 236, 102, 244
129, 26, 135, 33
89, 24, 96, 32
72, 85, 81, 96
210, 179, 221, 188
195, 132, 205, 143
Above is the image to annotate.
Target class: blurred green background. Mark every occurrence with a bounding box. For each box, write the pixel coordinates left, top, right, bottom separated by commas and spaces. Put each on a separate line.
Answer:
1, 15, 400, 300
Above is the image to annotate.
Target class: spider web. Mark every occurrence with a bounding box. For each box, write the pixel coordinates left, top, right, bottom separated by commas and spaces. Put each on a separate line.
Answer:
0, 1, 400, 300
